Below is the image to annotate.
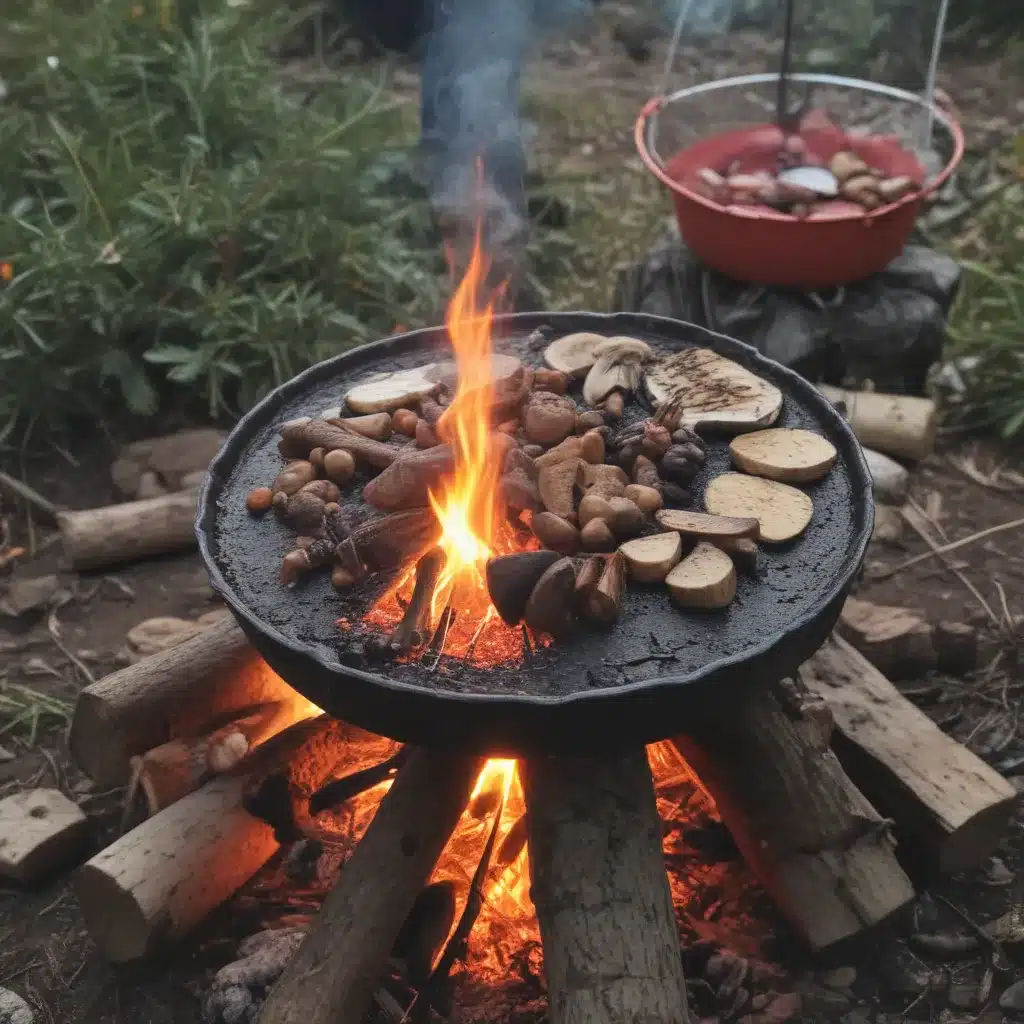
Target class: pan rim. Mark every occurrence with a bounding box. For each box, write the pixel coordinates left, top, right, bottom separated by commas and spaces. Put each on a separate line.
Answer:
196, 310, 874, 714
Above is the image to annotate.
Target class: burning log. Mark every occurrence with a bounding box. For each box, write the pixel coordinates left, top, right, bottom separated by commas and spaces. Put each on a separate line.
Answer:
362, 445, 454, 511
522, 750, 690, 1024
280, 419, 398, 469
257, 749, 484, 1024
69, 616, 301, 787
58, 490, 200, 571
800, 635, 1017, 874
385, 547, 446, 655
129, 701, 300, 816
673, 676, 916, 953
349, 509, 440, 575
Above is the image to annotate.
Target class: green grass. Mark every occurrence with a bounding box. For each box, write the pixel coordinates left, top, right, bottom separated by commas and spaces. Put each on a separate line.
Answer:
0, 682, 72, 744
0, 0, 442, 446
945, 143, 1024, 440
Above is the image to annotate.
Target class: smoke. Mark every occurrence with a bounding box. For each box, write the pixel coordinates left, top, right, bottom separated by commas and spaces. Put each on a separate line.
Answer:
419, 0, 590, 256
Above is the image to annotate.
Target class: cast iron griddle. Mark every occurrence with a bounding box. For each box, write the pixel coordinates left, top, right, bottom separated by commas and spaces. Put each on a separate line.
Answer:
196, 312, 873, 756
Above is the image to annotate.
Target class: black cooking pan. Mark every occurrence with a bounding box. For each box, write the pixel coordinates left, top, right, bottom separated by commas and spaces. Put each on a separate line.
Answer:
196, 312, 873, 756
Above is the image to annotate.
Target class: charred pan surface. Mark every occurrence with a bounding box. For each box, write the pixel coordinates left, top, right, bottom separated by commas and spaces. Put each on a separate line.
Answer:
197, 313, 873, 755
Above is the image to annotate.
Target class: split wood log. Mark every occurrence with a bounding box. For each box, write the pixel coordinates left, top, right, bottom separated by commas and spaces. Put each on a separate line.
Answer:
130, 701, 303, 816
522, 750, 690, 1024
362, 445, 454, 510
837, 597, 978, 680
76, 774, 277, 962
818, 385, 937, 462
673, 676, 916, 953
58, 489, 199, 571
69, 616, 303, 787
800, 635, 1017, 875
76, 717, 348, 962
257, 749, 484, 1024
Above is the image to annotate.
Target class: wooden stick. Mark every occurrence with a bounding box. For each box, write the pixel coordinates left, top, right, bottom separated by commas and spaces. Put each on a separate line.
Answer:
0, 470, 63, 526
76, 774, 277, 962
673, 676, 916, 953
76, 718, 349, 963
386, 547, 446, 654
818, 385, 937, 462
522, 750, 690, 1024
58, 490, 199, 571
130, 701, 302, 816
69, 616, 301, 787
257, 749, 484, 1024
800, 635, 1017, 875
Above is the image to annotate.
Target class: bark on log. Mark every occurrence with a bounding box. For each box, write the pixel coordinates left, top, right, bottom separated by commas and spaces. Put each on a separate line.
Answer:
58, 490, 200, 571
257, 749, 483, 1024
131, 701, 303, 816
76, 717, 349, 962
69, 616, 303, 787
673, 677, 916, 953
522, 750, 690, 1024
818, 385, 937, 462
76, 773, 277, 962
800, 635, 1017, 875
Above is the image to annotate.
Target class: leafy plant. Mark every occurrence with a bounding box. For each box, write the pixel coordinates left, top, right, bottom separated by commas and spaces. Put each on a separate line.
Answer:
947, 167, 1024, 440
0, 0, 443, 445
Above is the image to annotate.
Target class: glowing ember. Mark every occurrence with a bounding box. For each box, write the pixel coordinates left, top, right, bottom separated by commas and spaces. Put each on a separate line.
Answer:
363, 224, 536, 666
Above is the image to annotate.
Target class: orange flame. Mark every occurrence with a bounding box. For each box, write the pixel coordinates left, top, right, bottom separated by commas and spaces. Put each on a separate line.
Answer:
363, 222, 536, 666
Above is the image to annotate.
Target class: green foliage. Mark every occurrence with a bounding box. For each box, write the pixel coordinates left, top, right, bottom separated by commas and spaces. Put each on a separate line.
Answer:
947, 180, 1024, 441
0, 0, 442, 444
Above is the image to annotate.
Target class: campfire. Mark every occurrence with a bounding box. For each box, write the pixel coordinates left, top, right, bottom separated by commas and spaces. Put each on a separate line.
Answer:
361, 233, 538, 666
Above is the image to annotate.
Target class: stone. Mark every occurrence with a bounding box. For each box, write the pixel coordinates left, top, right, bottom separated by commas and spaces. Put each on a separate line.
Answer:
0, 575, 60, 617
759, 992, 802, 1023
1000, 979, 1024, 1012
871, 504, 904, 545
0, 789, 89, 884
863, 449, 910, 505
135, 471, 167, 500
0, 987, 34, 1024
0, 745, 15, 763
947, 983, 981, 1010
113, 428, 226, 497
125, 616, 208, 658
821, 966, 857, 990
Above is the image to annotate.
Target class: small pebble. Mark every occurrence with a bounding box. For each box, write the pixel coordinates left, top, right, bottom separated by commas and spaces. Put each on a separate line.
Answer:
821, 967, 857, 990
0, 987, 33, 1024
1000, 979, 1024, 1012
982, 857, 1014, 887
759, 992, 802, 1023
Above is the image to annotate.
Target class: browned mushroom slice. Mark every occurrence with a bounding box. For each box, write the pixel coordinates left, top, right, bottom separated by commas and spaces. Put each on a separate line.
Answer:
704, 473, 813, 544
729, 428, 837, 483
665, 542, 737, 609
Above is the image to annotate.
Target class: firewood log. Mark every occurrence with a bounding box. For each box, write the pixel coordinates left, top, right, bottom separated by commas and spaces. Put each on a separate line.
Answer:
131, 701, 306, 816
69, 617, 303, 787
800, 635, 1016, 874
522, 750, 690, 1024
75, 718, 350, 962
58, 490, 199, 571
673, 676, 916, 952
257, 749, 484, 1024
818, 385, 937, 462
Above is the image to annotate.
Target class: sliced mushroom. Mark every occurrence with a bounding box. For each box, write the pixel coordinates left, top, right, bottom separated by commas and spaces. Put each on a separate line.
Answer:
704, 472, 813, 544
665, 541, 737, 610
619, 532, 683, 583
523, 558, 577, 639
655, 508, 760, 541
729, 428, 838, 483
345, 366, 440, 414
486, 550, 562, 626
543, 332, 607, 378
582, 337, 655, 408
644, 348, 783, 433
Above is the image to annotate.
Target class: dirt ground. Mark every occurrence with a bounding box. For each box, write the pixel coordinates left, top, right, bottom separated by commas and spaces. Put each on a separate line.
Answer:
2, 8, 1024, 1024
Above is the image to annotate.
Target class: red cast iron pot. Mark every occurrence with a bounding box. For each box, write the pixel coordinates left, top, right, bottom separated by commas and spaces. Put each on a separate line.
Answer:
635, 73, 965, 290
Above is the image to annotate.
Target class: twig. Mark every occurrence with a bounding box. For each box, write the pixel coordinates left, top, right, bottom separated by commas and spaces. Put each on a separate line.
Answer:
0, 471, 62, 526
875, 516, 1024, 579
308, 746, 409, 815
46, 607, 96, 686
